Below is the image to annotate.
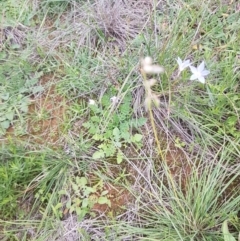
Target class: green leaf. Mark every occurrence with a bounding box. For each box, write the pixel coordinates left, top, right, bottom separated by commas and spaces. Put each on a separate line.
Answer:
115, 141, 122, 148
20, 103, 29, 113
132, 133, 143, 142
93, 134, 103, 141
133, 117, 147, 128
76, 177, 88, 187
82, 122, 91, 129
101, 190, 109, 196
117, 150, 123, 164
92, 150, 105, 159
72, 183, 79, 192
66, 200, 71, 209
222, 220, 236, 241
6, 111, 14, 121
82, 198, 89, 208
91, 116, 100, 123
58, 190, 67, 195
113, 127, 120, 140
121, 131, 131, 142
98, 196, 111, 207
103, 144, 116, 157
1, 93, 9, 101
84, 186, 96, 196
1, 120, 10, 129
32, 86, 44, 94
54, 203, 63, 210
0, 116, 7, 121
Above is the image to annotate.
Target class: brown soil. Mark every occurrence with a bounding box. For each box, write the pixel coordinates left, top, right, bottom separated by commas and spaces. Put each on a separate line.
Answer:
92, 184, 131, 215
5, 74, 66, 146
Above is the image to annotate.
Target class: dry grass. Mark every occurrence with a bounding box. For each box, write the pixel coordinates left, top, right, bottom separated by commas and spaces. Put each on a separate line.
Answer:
27, 0, 154, 57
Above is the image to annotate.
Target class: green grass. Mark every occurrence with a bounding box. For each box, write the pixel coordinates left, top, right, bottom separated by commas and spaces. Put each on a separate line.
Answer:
0, 0, 240, 240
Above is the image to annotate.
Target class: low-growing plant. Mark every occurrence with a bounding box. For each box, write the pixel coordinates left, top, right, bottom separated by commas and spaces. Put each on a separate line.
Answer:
0, 52, 44, 136
0, 143, 45, 219
57, 176, 111, 221
83, 90, 146, 164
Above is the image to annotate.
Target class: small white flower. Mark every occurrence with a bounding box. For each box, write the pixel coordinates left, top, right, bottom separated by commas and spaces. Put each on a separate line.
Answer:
143, 65, 164, 74
141, 56, 164, 74
110, 96, 119, 103
190, 61, 210, 84
142, 56, 153, 66
176, 57, 192, 72
89, 99, 96, 105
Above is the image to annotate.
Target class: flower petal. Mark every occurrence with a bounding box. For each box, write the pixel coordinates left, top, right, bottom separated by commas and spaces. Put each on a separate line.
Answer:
148, 78, 157, 86
176, 57, 182, 65
197, 76, 205, 84
198, 61, 205, 72
151, 65, 164, 74
142, 56, 152, 66
202, 70, 210, 76
110, 96, 119, 103
190, 66, 198, 74
89, 99, 96, 105
143, 65, 154, 73
190, 74, 197, 80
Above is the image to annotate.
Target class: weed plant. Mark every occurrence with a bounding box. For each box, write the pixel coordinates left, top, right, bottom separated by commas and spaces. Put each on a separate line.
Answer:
0, 0, 240, 240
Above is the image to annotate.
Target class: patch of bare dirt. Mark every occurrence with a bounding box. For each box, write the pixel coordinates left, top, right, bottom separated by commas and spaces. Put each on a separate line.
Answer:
27, 74, 66, 145
5, 74, 66, 146
92, 184, 131, 215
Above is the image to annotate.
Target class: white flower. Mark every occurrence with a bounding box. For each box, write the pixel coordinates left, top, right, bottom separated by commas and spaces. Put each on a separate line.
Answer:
141, 56, 164, 74
176, 57, 191, 72
89, 99, 96, 105
143, 65, 164, 74
110, 96, 119, 103
190, 61, 210, 84
142, 56, 153, 66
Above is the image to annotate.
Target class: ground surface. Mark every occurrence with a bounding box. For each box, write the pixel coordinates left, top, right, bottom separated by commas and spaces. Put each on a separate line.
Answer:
0, 0, 240, 240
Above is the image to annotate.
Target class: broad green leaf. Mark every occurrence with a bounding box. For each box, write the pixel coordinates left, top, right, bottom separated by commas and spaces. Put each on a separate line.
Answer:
113, 127, 120, 140
76, 177, 88, 187
75, 206, 82, 216
0, 116, 7, 122
98, 196, 111, 207
58, 190, 67, 195
93, 134, 102, 141
92, 150, 105, 159
1, 120, 10, 129
73, 197, 81, 206
222, 220, 236, 241
101, 190, 109, 196
6, 111, 14, 121
82, 198, 89, 208
72, 183, 79, 192
20, 103, 29, 113
132, 133, 143, 142
104, 144, 116, 157
54, 203, 63, 210
32, 86, 44, 94
117, 151, 123, 164
82, 122, 91, 129
115, 141, 122, 148
1, 93, 9, 100
66, 200, 72, 209
84, 186, 96, 196
91, 116, 100, 122
121, 131, 131, 142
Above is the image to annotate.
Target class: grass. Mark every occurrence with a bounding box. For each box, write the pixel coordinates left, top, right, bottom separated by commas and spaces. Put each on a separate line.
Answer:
0, 0, 240, 240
